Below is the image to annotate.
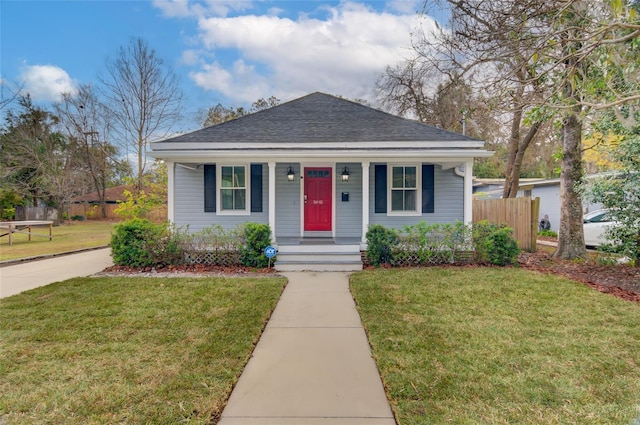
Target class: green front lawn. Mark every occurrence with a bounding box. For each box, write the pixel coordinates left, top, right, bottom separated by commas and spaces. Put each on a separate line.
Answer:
0, 221, 115, 261
351, 268, 640, 425
0, 275, 286, 424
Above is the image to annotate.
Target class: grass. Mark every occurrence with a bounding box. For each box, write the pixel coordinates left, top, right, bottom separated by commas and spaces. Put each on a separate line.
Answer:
0, 275, 287, 424
0, 221, 115, 262
351, 267, 640, 425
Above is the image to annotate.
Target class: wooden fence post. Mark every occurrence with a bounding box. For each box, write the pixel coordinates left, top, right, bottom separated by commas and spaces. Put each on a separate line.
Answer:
530, 197, 540, 253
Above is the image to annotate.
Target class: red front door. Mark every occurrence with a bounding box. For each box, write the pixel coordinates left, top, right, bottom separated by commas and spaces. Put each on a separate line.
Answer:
304, 167, 332, 231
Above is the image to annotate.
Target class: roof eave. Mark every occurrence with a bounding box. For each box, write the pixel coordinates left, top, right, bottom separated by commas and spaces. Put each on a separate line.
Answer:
151, 140, 486, 150
149, 148, 494, 162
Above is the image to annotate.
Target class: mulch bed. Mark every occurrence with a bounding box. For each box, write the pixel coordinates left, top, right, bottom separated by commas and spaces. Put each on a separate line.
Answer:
518, 248, 640, 303
99, 247, 640, 304
98, 263, 278, 277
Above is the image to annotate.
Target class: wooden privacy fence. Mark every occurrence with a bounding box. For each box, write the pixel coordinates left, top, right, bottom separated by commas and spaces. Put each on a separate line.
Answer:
473, 196, 540, 252
68, 203, 167, 222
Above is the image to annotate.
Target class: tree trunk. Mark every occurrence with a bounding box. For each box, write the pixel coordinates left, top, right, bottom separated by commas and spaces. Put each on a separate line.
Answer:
503, 120, 542, 198
553, 112, 586, 259
502, 107, 523, 198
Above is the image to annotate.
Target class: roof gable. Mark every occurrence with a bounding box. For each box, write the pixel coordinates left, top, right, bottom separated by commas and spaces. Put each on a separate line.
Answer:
154, 92, 479, 145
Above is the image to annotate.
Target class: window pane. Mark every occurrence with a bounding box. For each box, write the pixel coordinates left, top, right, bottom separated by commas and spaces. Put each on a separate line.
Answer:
391, 190, 404, 211
392, 167, 403, 188
221, 166, 233, 187
221, 189, 233, 209
234, 189, 246, 209
404, 190, 416, 211
405, 167, 416, 188
234, 167, 245, 188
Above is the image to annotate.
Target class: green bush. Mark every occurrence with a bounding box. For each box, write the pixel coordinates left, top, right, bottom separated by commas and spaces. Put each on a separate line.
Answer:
181, 224, 243, 266
366, 224, 399, 266
1, 207, 15, 221
538, 229, 558, 238
71, 215, 85, 221
110, 219, 183, 267
473, 221, 520, 266
241, 222, 273, 268
393, 221, 471, 265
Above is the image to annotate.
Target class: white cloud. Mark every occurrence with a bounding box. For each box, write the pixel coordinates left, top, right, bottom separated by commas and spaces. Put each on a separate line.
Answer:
182, 1, 430, 104
20, 64, 77, 102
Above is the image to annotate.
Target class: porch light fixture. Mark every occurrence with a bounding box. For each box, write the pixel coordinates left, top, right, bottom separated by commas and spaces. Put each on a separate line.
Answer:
341, 166, 350, 182
286, 166, 295, 182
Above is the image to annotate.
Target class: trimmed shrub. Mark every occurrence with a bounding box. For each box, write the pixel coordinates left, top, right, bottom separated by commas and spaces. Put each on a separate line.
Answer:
366, 224, 399, 266
241, 222, 273, 268
393, 221, 471, 265
110, 219, 183, 267
181, 224, 243, 266
473, 221, 520, 266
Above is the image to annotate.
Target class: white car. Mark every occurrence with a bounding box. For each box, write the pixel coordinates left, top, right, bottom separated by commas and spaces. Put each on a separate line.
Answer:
583, 209, 612, 247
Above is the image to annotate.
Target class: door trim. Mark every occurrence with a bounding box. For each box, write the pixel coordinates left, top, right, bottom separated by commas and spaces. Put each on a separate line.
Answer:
300, 163, 336, 238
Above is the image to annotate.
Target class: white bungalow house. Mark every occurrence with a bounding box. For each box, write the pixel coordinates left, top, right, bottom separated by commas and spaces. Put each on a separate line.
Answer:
150, 92, 493, 270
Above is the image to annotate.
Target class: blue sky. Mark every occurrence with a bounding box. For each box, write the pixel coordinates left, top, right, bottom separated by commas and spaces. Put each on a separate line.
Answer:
1, 0, 440, 130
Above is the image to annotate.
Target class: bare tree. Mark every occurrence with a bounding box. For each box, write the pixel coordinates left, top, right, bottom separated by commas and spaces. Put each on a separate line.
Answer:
100, 38, 183, 190
0, 80, 23, 113
199, 96, 280, 128
56, 84, 121, 218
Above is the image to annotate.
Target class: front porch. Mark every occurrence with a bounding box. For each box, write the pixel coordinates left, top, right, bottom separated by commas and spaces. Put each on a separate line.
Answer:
274, 237, 363, 272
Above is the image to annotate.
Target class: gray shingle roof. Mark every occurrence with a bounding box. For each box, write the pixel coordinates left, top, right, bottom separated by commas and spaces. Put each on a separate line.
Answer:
154, 92, 479, 145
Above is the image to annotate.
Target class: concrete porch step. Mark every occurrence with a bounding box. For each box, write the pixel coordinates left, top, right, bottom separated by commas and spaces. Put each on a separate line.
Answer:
277, 252, 362, 263
275, 260, 363, 272
276, 244, 361, 254
274, 244, 363, 272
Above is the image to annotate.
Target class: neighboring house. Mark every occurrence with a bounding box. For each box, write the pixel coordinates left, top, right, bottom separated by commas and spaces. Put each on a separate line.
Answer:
69, 185, 166, 221
68, 185, 132, 219
71, 185, 134, 205
517, 178, 602, 231
473, 177, 604, 231
150, 92, 493, 248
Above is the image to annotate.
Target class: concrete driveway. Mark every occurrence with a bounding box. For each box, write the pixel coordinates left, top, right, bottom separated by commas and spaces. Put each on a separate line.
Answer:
0, 248, 113, 299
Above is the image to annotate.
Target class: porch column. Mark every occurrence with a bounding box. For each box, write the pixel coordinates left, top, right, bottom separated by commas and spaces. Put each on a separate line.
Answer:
464, 159, 473, 225
268, 161, 276, 242
361, 161, 370, 244
167, 161, 175, 223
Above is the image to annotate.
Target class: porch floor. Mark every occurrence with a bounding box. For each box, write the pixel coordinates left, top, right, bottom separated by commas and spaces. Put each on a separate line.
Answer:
276, 237, 361, 246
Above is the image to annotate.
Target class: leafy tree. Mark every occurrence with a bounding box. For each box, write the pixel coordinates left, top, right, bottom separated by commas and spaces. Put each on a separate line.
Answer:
0, 95, 82, 213
114, 160, 167, 220
411, 0, 640, 260
583, 134, 640, 267
583, 132, 622, 174
100, 37, 184, 190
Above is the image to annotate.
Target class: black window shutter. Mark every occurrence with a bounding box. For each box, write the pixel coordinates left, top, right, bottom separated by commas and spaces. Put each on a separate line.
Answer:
374, 164, 387, 213
251, 164, 263, 213
204, 164, 216, 212
422, 164, 435, 213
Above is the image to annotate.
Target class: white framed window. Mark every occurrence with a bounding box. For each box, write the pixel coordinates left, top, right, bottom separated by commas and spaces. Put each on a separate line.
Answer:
388, 164, 421, 216
218, 165, 250, 215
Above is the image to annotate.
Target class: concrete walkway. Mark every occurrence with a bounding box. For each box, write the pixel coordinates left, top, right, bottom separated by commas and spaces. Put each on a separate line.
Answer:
0, 248, 113, 299
218, 272, 396, 425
